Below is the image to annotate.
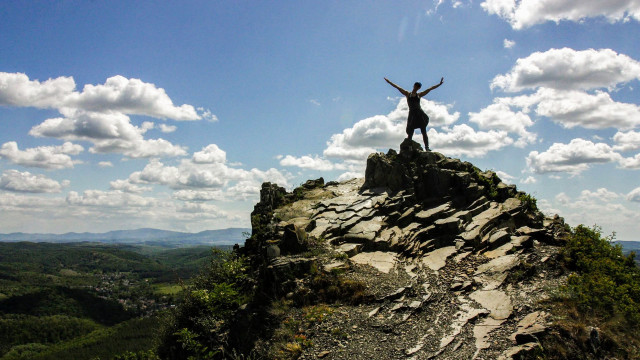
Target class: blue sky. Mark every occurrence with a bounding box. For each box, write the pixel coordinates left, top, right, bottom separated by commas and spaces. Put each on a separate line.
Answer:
1, 1, 639, 240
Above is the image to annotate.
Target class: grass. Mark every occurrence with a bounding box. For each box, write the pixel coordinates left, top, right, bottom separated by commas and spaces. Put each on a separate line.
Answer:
268, 304, 334, 360
153, 284, 182, 295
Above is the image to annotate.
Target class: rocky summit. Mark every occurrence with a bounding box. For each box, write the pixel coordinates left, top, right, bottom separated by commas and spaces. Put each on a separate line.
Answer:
244, 139, 571, 359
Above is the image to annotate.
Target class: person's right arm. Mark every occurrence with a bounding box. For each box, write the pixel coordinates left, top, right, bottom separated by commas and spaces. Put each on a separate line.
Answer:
385, 77, 409, 96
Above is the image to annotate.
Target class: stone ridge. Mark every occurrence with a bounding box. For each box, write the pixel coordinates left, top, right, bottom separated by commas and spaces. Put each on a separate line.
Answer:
244, 139, 570, 359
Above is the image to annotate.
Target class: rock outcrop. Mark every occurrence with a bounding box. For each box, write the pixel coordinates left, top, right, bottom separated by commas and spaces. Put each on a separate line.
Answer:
244, 140, 570, 359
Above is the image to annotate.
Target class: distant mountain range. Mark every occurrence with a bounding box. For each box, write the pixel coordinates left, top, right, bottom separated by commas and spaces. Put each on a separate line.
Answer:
0, 227, 250, 246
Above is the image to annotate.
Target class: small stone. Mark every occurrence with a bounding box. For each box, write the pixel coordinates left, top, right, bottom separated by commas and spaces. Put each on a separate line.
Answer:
368, 306, 381, 317
378, 287, 406, 302
451, 282, 464, 291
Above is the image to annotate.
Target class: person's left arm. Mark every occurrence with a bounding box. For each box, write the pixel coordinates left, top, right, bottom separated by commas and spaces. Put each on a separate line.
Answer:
418, 77, 444, 97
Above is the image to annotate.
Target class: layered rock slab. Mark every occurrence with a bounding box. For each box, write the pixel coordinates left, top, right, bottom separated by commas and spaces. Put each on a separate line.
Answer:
244, 139, 568, 360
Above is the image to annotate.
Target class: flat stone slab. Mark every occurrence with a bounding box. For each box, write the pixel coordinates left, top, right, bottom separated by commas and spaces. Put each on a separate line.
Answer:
415, 202, 452, 223
422, 246, 457, 271
476, 254, 520, 275
475, 254, 520, 289
470, 289, 513, 320
474, 317, 506, 353
323, 261, 349, 272
512, 311, 549, 344
336, 243, 363, 257
440, 303, 489, 348
486, 229, 511, 247
483, 242, 514, 259
345, 218, 384, 241
350, 251, 398, 273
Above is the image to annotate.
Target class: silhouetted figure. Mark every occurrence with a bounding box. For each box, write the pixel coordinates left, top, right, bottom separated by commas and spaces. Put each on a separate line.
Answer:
385, 77, 444, 150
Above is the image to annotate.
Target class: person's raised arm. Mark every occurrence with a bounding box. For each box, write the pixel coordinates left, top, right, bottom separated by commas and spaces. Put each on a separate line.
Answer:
385, 77, 409, 96
418, 77, 444, 97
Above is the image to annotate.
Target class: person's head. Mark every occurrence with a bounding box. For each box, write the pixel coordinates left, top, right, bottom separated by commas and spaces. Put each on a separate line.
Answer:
413, 82, 422, 91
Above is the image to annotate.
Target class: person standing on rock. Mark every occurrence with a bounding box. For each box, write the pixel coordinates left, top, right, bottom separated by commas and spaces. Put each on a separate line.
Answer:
384, 77, 444, 151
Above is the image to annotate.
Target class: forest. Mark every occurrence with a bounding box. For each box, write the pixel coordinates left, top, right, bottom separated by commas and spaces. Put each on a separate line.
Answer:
0, 241, 231, 359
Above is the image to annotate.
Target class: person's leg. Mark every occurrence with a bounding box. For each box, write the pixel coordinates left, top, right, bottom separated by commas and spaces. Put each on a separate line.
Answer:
420, 127, 429, 150
407, 127, 413, 140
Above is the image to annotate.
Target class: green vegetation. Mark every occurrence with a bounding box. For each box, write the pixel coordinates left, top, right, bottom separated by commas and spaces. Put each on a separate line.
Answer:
0, 286, 134, 325
545, 225, 640, 358
308, 265, 368, 304
0, 315, 101, 356
473, 167, 500, 199
2, 316, 162, 360
158, 249, 254, 359
147, 246, 217, 281
560, 225, 640, 325
0, 241, 226, 359
269, 304, 332, 359
517, 192, 538, 212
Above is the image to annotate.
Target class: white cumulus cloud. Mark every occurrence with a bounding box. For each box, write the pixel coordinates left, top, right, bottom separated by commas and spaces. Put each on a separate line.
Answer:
0, 170, 69, 193
618, 153, 640, 169
109, 179, 152, 194
1, 72, 213, 159
324, 98, 460, 161
192, 144, 227, 164
0, 72, 76, 108
468, 102, 536, 147
172, 189, 225, 202
481, 0, 640, 29
0, 72, 201, 120
613, 130, 640, 152
29, 110, 187, 158
0, 141, 83, 169
503, 39, 516, 48
67, 75, 199, 120
66, 190, 157, 208
491, 48, 640, 92
533, 89, 640, 130
158, 124, 177, 133
123, 144, 290, 201
526, 138, 622, 174
628, 187, 640, 202
279, 155, 337, 171
430, 125, 514, 157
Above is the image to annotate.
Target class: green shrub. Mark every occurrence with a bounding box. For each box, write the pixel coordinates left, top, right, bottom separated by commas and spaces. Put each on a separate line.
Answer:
473, 168, 499, 199
157, 250, 253, 359
560, 225, 640, 326
190, 283, 243, 316
309, 271, 367, 304
113, 349, 160, 360
517, 193, 538, 212
1, 343, 49, 360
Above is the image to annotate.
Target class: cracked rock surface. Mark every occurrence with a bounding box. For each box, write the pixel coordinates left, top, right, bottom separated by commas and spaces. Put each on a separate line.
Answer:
244, 139, 569, 359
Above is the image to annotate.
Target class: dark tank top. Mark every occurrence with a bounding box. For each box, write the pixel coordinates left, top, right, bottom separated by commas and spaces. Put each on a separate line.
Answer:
406, 94, 428, 129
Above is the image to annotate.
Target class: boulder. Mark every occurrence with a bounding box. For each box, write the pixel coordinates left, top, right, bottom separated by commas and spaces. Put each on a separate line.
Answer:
280, 223, 308, 254
399, 138, 424, 160
362, 152, 412, 191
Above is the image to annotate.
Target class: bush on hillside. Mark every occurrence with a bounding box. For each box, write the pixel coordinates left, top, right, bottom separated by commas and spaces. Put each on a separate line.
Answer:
561, 225, 640, 326
157, 249, 254, 359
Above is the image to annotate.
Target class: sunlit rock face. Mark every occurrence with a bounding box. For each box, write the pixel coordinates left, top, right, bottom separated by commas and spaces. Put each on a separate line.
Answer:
245, 139, 568, 359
